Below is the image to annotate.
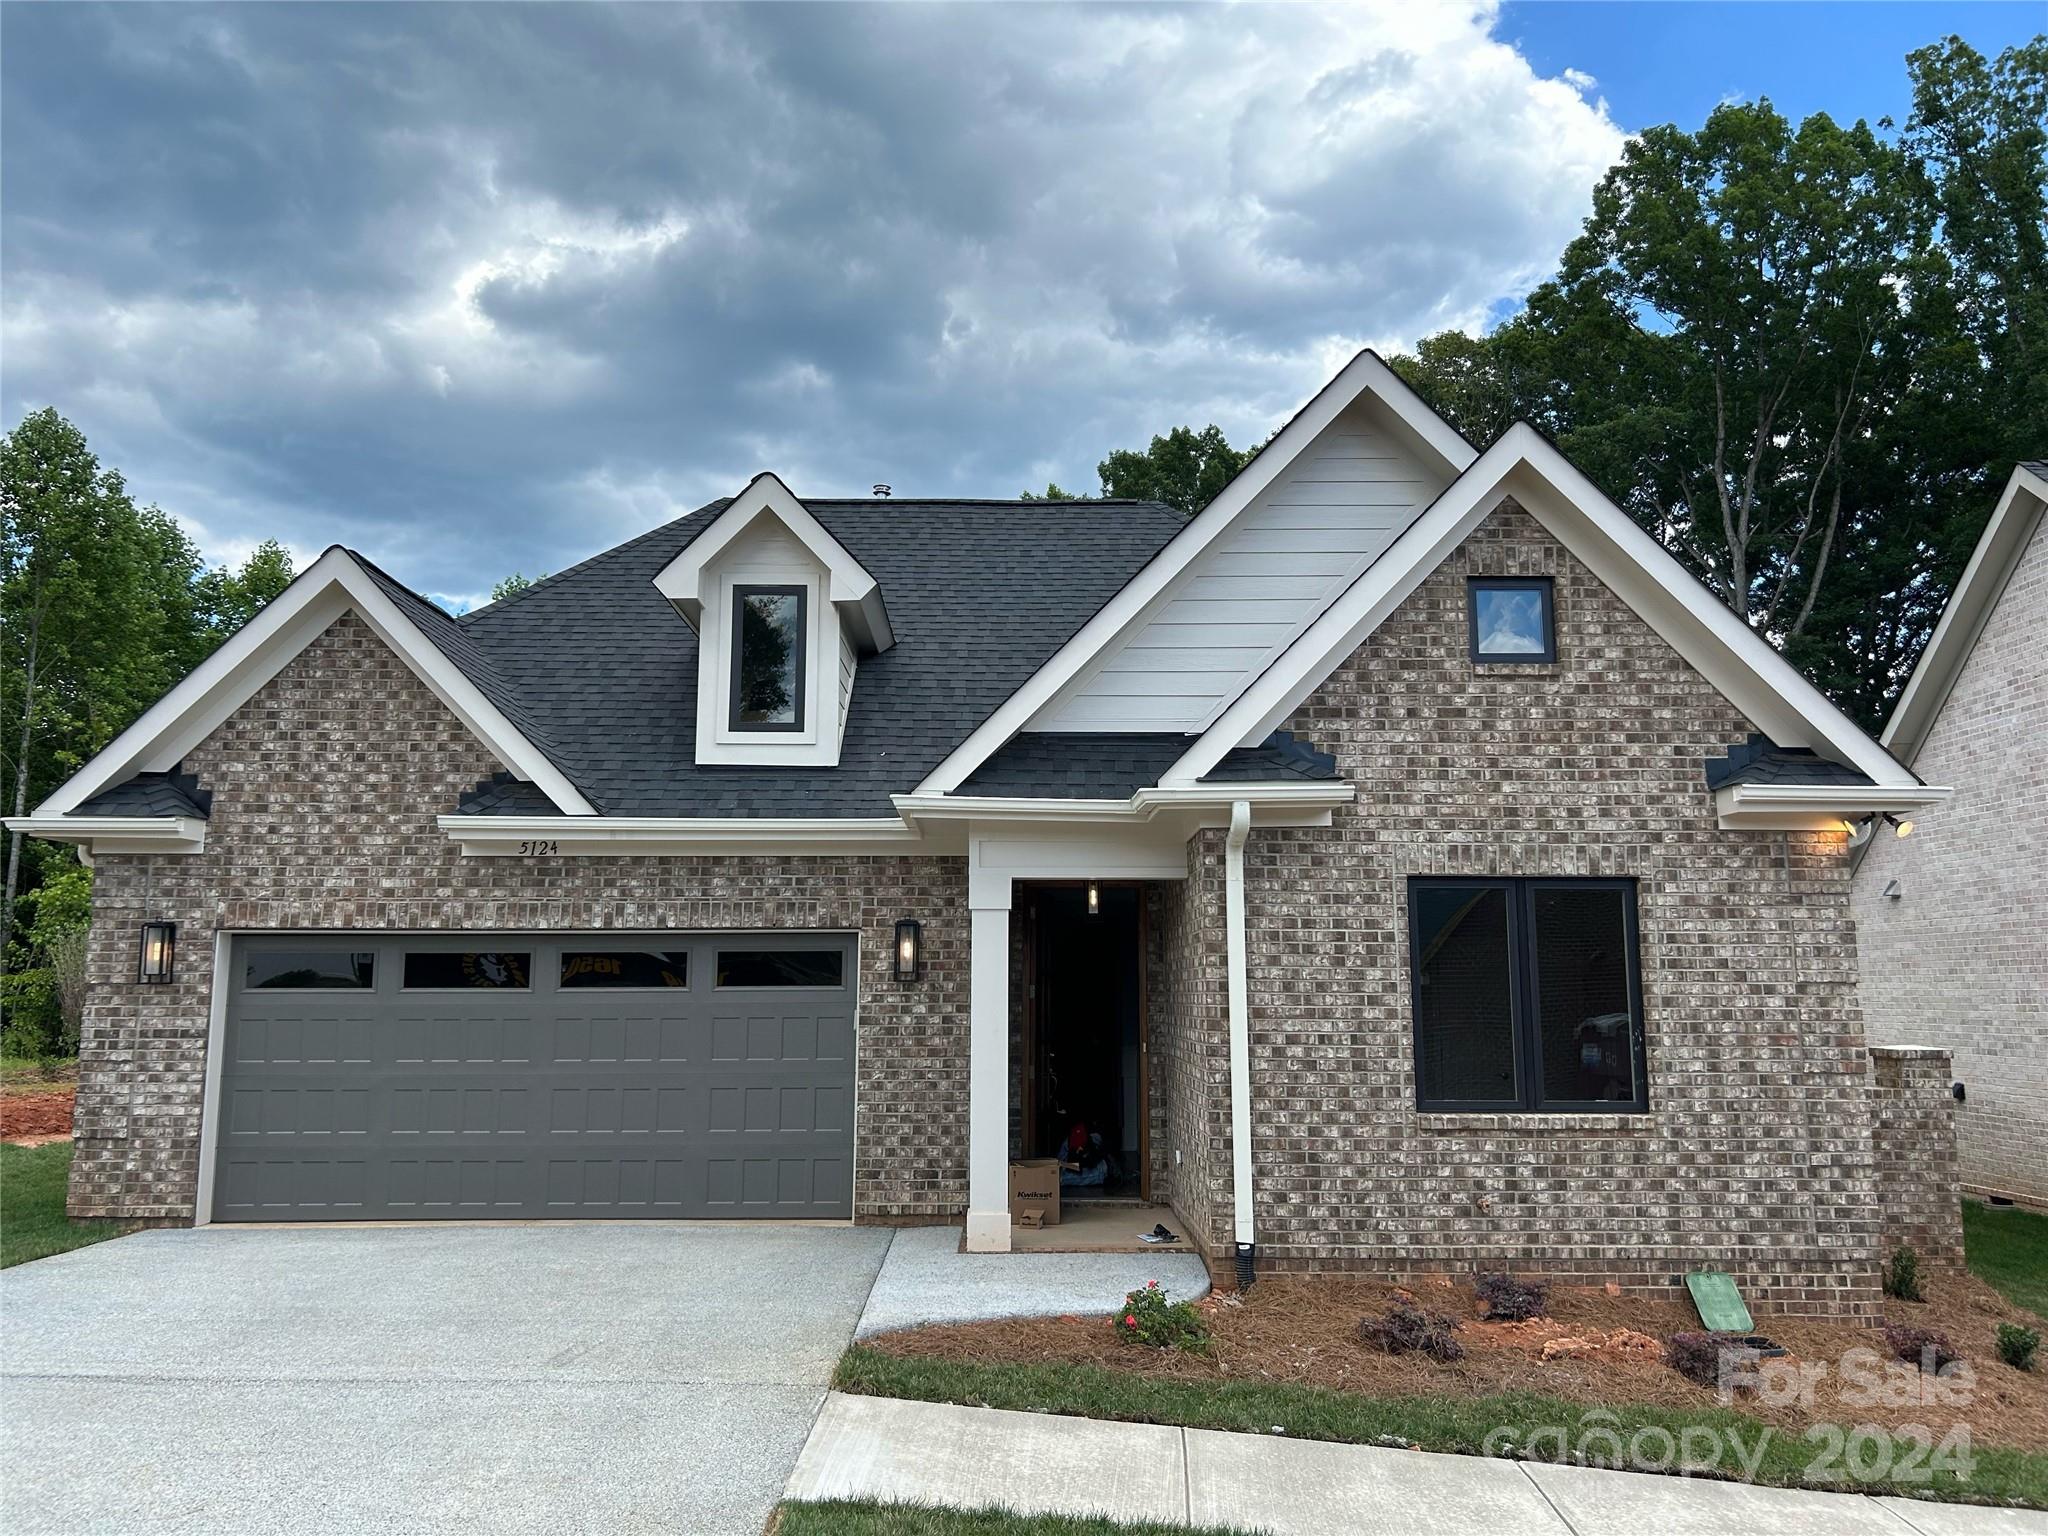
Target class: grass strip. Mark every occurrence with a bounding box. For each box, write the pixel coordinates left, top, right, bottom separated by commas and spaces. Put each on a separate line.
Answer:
773, 1499, 1253, 1536
1, 1142, 136, 1269
1964, 1199, 2048, 1321
835, 1346, 2048, 1510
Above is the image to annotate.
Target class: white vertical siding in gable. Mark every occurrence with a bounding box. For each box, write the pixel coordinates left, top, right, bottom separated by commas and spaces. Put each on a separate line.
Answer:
1032, 398, 1447, 732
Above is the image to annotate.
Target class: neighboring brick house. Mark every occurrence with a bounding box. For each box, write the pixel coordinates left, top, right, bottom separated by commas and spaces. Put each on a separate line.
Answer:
1854, 462, 2048, 1210
12, 353, 1951, 1317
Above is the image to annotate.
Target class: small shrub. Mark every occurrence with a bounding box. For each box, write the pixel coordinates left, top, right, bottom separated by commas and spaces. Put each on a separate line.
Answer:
1112, 1281, 1208, 1351
1883, 1246, 1925, 1302
1665, 1331, 1758, 1390
1884, 1324, 1963, 1375
1359, 1301, 1465, 1363
1996, 1323, 2040, 1372
1474, 1272, 1549, 1322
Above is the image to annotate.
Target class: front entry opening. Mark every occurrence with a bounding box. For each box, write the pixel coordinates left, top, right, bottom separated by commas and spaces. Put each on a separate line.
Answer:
1019, 883, 1146, 1201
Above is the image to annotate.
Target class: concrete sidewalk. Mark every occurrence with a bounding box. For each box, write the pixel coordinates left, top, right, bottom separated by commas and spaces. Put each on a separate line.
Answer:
786, 1392, 2048, 1535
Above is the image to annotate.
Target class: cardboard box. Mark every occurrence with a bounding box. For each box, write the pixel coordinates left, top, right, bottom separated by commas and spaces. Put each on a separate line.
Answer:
1008, 1158, 1061, 1227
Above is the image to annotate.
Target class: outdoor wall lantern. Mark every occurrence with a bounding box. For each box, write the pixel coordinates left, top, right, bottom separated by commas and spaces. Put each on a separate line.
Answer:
1087, 880, 1100, 917
893, 918, 922, 983
138, 921, 177, 985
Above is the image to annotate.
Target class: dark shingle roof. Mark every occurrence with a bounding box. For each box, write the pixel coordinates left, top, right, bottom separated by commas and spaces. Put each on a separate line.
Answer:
456, 772, 561, 815
1704, 734, 1874, 791
959, 731, 1337, 800
74, 766, 212, 818
448, 499, 1187, 817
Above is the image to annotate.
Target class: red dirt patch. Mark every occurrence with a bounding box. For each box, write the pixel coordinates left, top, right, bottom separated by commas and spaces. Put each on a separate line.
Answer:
867, 1272, 2048, 1453
1, 1087, 74, 1142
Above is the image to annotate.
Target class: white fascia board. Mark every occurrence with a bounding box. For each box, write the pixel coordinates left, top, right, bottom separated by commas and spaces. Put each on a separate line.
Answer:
1165, 424, 1919, 792
34, 547, 595, 818
653, 473, 892, 650
893, 781, 1353, 826
913, 351, 1473, 795
1713, 782, 1953, 830
2, 815, 206, 855
1881, 463, 2048, 765
438, 814, 922, 857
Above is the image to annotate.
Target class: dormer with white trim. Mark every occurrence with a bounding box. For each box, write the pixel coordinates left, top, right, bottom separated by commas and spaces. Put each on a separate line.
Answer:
653, 473, 893, 767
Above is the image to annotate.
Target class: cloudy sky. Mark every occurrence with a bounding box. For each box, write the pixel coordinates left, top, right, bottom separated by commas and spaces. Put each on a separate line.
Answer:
2, 3, 2034, 610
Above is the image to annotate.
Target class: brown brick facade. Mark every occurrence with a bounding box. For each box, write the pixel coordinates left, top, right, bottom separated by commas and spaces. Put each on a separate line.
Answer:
1869, 1046, 1966, 1267
71, 611, 970, 1223
69, 506, 1941, 1319
1152, 499, 1887, 1317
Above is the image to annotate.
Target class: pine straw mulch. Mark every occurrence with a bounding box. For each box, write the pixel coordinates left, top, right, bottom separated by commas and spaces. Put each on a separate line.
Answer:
0, 1086, 74, 1144
866, 1269, 2048, 1453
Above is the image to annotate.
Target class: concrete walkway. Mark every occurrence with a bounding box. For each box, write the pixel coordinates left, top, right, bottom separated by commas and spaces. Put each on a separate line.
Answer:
855, 1223, 1210, 1339
787, 1392, 2048, 1535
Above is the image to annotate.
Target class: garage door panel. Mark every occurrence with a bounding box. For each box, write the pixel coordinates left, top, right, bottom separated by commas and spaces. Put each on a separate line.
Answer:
215, 934, 857, 1221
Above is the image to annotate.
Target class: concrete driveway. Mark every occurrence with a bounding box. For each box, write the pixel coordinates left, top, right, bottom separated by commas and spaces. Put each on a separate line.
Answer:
0, 1223, 894, 1536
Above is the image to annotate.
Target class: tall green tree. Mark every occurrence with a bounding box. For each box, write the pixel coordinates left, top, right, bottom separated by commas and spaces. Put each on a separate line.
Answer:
1392, 35, 2047, 729
194, 539, 296, 635
1, 409, 203, 955
1098, 424, 1252, 516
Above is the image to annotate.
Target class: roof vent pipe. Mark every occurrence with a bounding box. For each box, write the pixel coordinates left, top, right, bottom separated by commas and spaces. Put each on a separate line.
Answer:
872, 484, 892, 497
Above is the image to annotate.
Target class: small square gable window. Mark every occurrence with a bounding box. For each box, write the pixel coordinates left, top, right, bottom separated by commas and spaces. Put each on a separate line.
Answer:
1469, 577, 1555, 663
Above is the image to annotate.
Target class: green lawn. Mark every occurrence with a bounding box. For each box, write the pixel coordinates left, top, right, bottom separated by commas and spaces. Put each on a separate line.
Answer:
775, 1501, 1251, 1536
835, 1348, 2048, 1510
1965, 1199, 2048, 1320
1, 1141, 135, 1269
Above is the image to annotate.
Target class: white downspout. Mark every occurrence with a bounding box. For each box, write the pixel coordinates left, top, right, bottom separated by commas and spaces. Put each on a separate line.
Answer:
1224, 800, 1255, 1259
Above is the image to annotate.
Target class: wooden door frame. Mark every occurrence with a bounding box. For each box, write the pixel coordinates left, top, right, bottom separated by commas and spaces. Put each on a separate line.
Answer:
1015, 880, 1151, 1201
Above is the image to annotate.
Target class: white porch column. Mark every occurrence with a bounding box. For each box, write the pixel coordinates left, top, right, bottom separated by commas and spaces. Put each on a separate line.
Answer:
964, 896, 1013, 1252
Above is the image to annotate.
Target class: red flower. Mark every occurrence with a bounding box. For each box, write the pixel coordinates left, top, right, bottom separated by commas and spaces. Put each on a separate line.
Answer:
1125, 1315, 1138, 1328
1147, 1280, 1158, 1289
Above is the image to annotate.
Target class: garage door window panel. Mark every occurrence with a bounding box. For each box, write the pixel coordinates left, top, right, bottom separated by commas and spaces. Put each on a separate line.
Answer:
560, 950, 691, 989
715, 949, 845, 989
246, 949, 376, 990
402, 951, 532, 990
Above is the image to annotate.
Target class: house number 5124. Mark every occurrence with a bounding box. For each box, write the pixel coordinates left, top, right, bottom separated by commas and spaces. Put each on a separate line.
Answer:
516, 840, 559, 856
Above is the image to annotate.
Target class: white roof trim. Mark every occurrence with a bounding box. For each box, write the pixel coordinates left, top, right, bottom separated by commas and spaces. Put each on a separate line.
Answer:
653, 472, 893, 651
439, 813, 922, 857
1, 814, 207, 858
1881, 462, 2048, 766
1163, 423, 1919, 791
913, 351, 1475, 794
1713, 782, 1953, 831
33, 547, 596, 819
894, 781, 1354, 825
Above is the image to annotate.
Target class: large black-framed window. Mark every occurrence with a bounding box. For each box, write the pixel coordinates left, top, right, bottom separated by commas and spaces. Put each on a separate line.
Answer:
729, 584, 807, 732
1468, 576, 1556, 663
1408, 876, 1647, 1113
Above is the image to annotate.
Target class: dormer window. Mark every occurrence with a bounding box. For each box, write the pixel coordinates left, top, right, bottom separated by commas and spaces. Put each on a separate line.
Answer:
653, 473, 894, 768
732, 585, 806, 732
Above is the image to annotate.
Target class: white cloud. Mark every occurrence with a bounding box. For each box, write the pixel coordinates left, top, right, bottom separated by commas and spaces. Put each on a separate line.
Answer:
1, 2, 1623, 597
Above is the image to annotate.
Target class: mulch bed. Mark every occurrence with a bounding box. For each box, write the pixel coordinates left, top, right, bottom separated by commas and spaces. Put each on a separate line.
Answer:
867, 1270, 2048, 1453
0, 1087, 75, 1142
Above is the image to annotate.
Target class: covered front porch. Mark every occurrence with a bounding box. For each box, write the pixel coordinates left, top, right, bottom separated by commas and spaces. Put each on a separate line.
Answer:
901, 786, 1350, 1261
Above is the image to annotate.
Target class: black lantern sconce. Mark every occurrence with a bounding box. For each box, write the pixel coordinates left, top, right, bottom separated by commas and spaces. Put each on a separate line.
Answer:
1087, 880, 1100, 917
893, 918, 923, 983
138, 921, 178, 985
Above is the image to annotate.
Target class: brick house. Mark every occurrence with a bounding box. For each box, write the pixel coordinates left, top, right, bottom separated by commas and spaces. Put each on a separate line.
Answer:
1853, 462, 2048, 1209
12, 353, 1951, 1316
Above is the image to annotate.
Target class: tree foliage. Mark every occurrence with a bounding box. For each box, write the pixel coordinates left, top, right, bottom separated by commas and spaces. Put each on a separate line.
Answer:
489, 571, 547, 602
1098, 424, 1253, 516
2, 409, 296, 1049
1392, 36, 2048, 728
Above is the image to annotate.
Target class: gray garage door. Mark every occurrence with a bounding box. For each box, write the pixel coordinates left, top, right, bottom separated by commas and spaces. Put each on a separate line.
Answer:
211, 933, 856, 1222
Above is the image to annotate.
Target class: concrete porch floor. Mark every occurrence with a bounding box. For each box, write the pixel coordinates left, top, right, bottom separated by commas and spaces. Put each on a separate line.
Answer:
854, 1224, 1211, 1339
1002, 1200, 1195, 1254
